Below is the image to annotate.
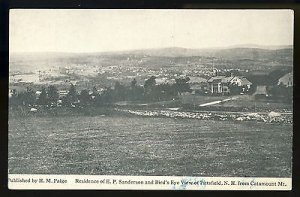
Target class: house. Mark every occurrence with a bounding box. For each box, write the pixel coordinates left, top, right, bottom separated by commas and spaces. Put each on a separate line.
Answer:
207, 76, 229, 94
231, 77, 252, 88
188, 77, 209, 94
9, 89, 16, 98
155, 77, 176, 85
188, 76, 208, 84
59, 90, 68, 98
190, 84, 205, 94
232, 77, 253, 93
207, 75, 252, 94
278, 72, 293, 87
35, 90, 42, 99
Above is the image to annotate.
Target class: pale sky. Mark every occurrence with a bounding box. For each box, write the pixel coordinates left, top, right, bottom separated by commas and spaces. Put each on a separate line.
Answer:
9, 9, 294, 53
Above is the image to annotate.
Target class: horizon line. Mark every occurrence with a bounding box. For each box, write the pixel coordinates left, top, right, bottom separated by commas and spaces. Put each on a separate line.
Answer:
9, 44, 294, 54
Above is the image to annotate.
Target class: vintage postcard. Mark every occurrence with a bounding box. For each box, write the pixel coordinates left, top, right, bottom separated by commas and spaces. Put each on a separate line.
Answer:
8, 9, 293, 190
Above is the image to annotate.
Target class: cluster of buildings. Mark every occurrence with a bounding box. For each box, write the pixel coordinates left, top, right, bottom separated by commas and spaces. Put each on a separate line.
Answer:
190, 75, 253, 95
154, 71, 293, 96
153, 74, 253, 95
9, 68, 293, 99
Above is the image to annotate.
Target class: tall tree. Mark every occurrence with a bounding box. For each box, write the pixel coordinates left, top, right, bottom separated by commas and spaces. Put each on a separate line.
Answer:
67, 83, 78, 103
9, 89, 19, 106
92, 86, 98, 96
79, 89, 91, 106
174, 77, 191, 95
114, 81, 126, 101
48, 85, 59, 105
102, 87, 113, 104
24, 87, 36, 106
129, 78, 139, 101
131, 78, 137, 89
36, 87, 48, 106
144, 76, 156, 95
114, 81, 122, 91
90, 86, 98, 104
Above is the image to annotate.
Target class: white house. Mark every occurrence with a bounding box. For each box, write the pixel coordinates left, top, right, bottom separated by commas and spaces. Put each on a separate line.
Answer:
207, 76, 227, 94
207, 76, 252, 94
278, 72, 293, 87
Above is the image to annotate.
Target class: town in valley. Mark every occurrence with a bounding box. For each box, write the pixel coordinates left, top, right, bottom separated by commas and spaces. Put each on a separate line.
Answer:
9, 46, 293, 118
8, 10, 293, 179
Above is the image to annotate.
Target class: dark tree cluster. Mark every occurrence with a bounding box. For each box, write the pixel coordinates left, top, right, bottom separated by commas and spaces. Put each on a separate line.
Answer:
9, 87, 36, 107
9, 76, 192, 109
267, 83, 293, 103
143, 76, 191, 102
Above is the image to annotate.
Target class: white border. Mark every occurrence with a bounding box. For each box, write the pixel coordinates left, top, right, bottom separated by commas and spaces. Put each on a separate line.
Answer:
8, 174, 292, 190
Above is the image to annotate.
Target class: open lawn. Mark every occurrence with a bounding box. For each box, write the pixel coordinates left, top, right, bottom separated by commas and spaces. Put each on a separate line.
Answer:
180, 94, 292, 112
9, 115, 292, 177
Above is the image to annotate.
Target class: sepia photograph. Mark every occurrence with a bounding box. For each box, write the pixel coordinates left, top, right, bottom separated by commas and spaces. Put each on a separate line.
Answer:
8, 9, 293, 190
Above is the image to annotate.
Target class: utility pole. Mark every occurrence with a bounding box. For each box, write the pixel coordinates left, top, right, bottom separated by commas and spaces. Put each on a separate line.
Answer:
212, 58, 216, 76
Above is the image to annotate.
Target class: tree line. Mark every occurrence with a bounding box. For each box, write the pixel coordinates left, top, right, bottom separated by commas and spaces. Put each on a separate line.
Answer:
9, 76, 192, 108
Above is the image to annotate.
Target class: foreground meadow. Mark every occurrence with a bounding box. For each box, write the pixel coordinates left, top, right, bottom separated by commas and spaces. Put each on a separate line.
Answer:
8, 115, 292, 177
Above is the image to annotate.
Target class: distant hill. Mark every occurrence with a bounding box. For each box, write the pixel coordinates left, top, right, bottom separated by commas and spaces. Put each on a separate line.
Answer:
9, 45, 293, 74
10, 45, 293, 61
119, 46, 293, 60
222, 44, 293, 50
203, 48, 293, 60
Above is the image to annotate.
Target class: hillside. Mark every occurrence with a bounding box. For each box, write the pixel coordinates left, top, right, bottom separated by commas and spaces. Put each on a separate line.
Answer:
10, 45, 293, 61
9, 45, 293, 75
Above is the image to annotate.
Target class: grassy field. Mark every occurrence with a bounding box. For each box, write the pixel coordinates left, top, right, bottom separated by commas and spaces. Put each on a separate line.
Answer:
180, 94, 292, 112
8, 115, 292, 177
